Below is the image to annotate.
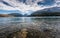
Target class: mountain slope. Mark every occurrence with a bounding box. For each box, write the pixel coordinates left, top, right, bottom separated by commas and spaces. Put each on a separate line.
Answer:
29, 7, 60, 16
9, 13, 23, 17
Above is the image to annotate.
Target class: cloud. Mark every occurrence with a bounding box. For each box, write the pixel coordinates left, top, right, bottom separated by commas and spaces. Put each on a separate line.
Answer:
1, 0, 53, 11
37, 0, 55, 6
0, 2, 17, 10
0, 0, 60, 15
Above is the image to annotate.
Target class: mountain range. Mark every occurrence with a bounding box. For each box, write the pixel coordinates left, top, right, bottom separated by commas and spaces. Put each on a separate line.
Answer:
0, 13, 23, 17
29, 7, 60, 16
0, 7, 60, 17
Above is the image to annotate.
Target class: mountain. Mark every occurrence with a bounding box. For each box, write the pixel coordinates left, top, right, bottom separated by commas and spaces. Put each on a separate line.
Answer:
0, 13, 23, 17
43, 7, 60, 12
9, 13, 23, 17
29, 7, 60, 16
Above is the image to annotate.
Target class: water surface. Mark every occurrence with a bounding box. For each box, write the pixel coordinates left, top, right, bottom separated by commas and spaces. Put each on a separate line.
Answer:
0, 17, 60, 31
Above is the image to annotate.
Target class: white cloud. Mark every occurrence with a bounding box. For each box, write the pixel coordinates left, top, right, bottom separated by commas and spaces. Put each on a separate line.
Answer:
0, 0, 60, 14
0, 2, 17, 10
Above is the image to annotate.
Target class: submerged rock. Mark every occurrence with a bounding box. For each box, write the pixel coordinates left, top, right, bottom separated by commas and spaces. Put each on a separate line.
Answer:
6, 28, 57, 38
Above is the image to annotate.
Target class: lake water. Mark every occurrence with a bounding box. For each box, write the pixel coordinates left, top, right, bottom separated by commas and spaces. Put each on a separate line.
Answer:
0, 16, 60, 38
0, 16, 60, 31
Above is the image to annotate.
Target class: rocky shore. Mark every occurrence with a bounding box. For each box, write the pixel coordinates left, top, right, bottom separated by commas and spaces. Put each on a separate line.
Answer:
0, 26, 59, 38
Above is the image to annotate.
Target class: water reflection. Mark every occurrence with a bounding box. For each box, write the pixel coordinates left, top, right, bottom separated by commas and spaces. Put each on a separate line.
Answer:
8, 17, 33, 22
0, 17, 60, 38
0, 17, 60, 23
0, 17, 60, 28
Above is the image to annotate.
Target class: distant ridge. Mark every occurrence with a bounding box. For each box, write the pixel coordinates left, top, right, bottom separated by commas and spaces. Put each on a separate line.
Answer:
0, 13, 22, 17
9, 13, 23, 17
29, 7, 60, 16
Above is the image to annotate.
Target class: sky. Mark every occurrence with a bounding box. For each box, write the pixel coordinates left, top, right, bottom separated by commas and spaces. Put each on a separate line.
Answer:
0, 0, 60, 15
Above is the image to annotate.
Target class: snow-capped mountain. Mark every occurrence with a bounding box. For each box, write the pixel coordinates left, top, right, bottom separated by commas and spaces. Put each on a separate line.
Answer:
29, 7, 60, 16
43, 7, 60, 12
0, 0, 60, 15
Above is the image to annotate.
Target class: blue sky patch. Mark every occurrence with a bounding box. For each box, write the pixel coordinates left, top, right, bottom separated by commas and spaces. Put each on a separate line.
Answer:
37, 0, 55, 6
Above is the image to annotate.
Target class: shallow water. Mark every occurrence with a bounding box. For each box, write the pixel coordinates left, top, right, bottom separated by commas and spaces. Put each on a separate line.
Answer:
0, 17, 60, 38
0, 17, 60, 31
0, 17, 60, 26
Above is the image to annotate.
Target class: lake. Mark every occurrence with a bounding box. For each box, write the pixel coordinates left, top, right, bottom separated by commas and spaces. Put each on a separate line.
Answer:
0, 16, 60, 38
0, 17, 60, 31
